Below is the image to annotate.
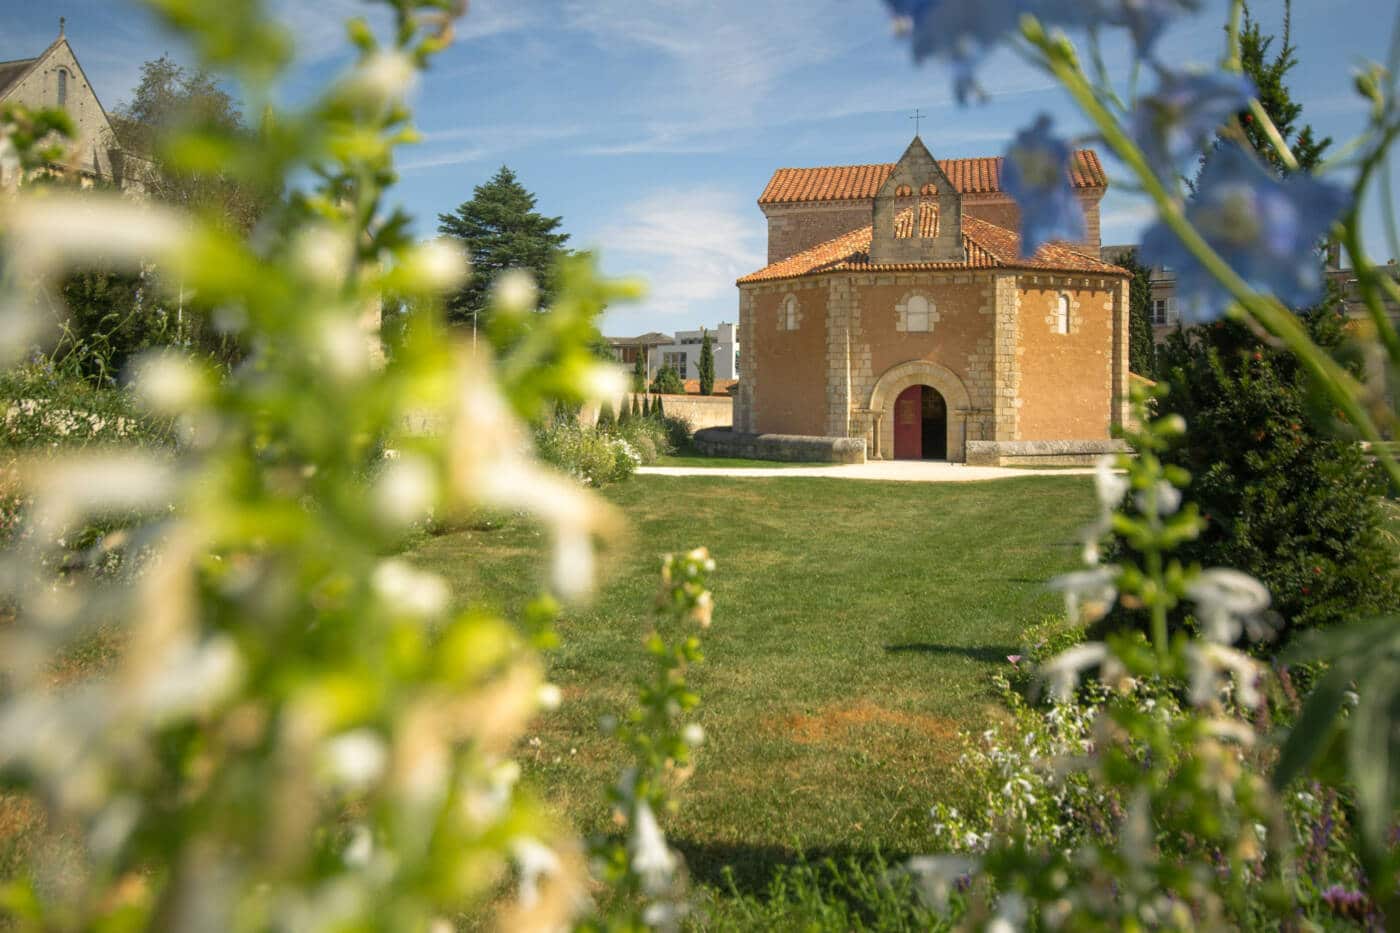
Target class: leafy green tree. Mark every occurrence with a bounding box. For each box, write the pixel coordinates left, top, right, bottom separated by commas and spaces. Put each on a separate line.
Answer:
437, 166, 571, 333
697, 329, 715, 396
111, 55, 275, 232
1148, 307, 1399, 636
650, 365, 684, 396
1116, 249, 1156, 377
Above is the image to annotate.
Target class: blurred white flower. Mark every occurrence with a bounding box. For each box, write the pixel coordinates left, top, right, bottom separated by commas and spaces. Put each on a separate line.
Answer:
682, 723, 705, 747
1048, 566, 1118, 624
492, 269, 538, 314
323, 729, 388, 789
1039, 642, 1109, 702
1186, 643, 1264, 709
133, 352, 205, 415
4, 192, 188, 276
1093, 455, 1129, 511
292, 225, 351, 287
371, 455, 438, 529
512, 837, 561, 908
989, 891, 1028, 933
317, 315, 372, 383
1135, 480, 1182, 516
629, 800, 677, 896
138, 635, 244, 724
344, 824, 374, 868
581, 363, 629, 409
404, 238, 470, 292
372, 559, 450, 618
349, 51, 417, 105
30, 453, 175, 539
536, 683, 563, 711
1187, 568, 1271, 644
904, 855, 977, 910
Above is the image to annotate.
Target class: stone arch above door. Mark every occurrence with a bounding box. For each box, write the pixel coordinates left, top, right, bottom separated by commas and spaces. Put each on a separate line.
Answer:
867, 360, 972, 461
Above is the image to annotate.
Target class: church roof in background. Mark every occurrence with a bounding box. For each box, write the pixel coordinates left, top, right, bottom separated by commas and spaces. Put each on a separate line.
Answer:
737, 215, 1127, 284
757, 150, 1107, 205
0, 57, 39, 98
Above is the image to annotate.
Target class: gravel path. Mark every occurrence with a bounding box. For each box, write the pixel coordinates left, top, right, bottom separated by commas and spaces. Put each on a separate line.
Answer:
636, 461, 1096, 482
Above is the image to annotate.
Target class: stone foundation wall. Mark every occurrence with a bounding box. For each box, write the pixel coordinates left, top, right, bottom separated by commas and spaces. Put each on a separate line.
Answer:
692, 428, 866, 464
965, 438, 1129, 467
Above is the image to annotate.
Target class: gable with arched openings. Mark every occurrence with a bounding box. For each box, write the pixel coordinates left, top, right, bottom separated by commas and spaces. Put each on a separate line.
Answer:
870, 136, 964, 265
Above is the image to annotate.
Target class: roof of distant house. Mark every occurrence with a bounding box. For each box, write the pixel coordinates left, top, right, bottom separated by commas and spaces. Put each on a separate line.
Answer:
737, 215, 1127, 285
758, 150, 1107, 205
607, 332, 673, 347
0, 57, 39, 98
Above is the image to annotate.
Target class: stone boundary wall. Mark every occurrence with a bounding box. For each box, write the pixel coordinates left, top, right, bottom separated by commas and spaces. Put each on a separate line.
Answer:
966, 438, 1130, 467
692, 427, 866, 464
648, 394, 732, 430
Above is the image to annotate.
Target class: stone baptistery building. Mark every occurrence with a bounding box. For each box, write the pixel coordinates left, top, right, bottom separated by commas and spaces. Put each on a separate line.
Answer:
732, 137, 1131, 465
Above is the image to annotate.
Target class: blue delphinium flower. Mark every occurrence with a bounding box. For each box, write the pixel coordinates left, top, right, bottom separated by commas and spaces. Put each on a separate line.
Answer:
883, 0, 1032, 104
1134, 69, 1255, 181
1097, 0, 1203, 54
1141, 142, 1349, 318
1002, 114, 1086, 256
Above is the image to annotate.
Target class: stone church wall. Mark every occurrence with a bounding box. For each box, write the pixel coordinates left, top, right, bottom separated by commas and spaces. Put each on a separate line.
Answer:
761, 202, 872, 264
963, 194, 1103, 257
746, 280, 831, 437
6, 42, 119, 183
1012, 275, 1123, 442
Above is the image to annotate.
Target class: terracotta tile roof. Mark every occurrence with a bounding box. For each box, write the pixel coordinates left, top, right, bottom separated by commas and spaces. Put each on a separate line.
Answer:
736, 216, 1128, 284
681, 379, 739, 396
758, 150, 1107, 204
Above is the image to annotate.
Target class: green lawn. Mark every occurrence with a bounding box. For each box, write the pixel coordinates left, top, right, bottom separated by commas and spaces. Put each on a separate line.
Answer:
410, 474, 1097, 896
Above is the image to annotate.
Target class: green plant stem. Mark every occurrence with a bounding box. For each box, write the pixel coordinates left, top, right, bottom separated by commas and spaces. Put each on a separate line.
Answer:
1247, 99, 1300, 173
1223, 0, 1245, 72
1031, 29, 1400, 494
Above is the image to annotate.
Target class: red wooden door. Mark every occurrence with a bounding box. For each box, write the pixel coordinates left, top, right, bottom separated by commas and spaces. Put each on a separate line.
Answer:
893, 385, 922, 459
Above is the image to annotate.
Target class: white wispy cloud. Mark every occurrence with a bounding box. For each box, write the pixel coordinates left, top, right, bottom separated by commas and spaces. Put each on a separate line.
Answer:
592, 186, 763, 324
400, 122, 588, 171
274, 0, 537, 66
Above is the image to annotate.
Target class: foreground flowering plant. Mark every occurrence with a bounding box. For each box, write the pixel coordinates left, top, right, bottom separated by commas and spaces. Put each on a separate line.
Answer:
0, 0, 656, 928
885, 0, 1400, 923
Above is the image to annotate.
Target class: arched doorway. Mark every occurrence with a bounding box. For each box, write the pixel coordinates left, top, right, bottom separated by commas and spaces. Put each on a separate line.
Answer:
893, 385, 948, 460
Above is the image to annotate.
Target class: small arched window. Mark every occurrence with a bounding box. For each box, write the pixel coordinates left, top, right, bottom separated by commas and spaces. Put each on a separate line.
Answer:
894, 184, 913, 198
57, 68, 68, 108
1055, 294, 1070, 334
920, 183, 938, 196
781, 294, 799, 330
906, 295, 932, 332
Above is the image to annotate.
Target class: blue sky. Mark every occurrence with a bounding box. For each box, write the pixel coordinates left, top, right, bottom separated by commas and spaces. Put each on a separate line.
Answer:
2, 0, 1396, 336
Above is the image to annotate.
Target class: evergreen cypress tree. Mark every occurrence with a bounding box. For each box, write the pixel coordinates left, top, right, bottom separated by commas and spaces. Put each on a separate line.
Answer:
631, 394, 641, 419
653, 395, 665, 421
643, 395, 652, 418
632, 352, 646, 393
1117, 249, 1157, 377
617, 396, 632, 425
1237, 2, 1330, 175
697, 329, 715, 396
596, 399, 615, 431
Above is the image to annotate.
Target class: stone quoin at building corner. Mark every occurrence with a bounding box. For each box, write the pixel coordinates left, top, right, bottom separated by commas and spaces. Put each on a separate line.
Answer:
733, 136, 1132, 466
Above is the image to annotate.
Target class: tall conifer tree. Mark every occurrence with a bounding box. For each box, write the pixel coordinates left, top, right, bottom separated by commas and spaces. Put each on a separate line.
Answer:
697, 329, 715, 396
437, 166, 570, 332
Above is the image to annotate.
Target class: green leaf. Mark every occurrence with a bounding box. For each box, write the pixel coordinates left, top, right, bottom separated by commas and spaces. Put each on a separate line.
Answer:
1272, 663, 1351, 789
1348, 659, 1400, 856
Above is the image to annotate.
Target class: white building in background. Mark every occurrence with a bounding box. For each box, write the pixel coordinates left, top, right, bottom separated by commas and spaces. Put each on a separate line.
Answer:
607, 322, 740, 383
